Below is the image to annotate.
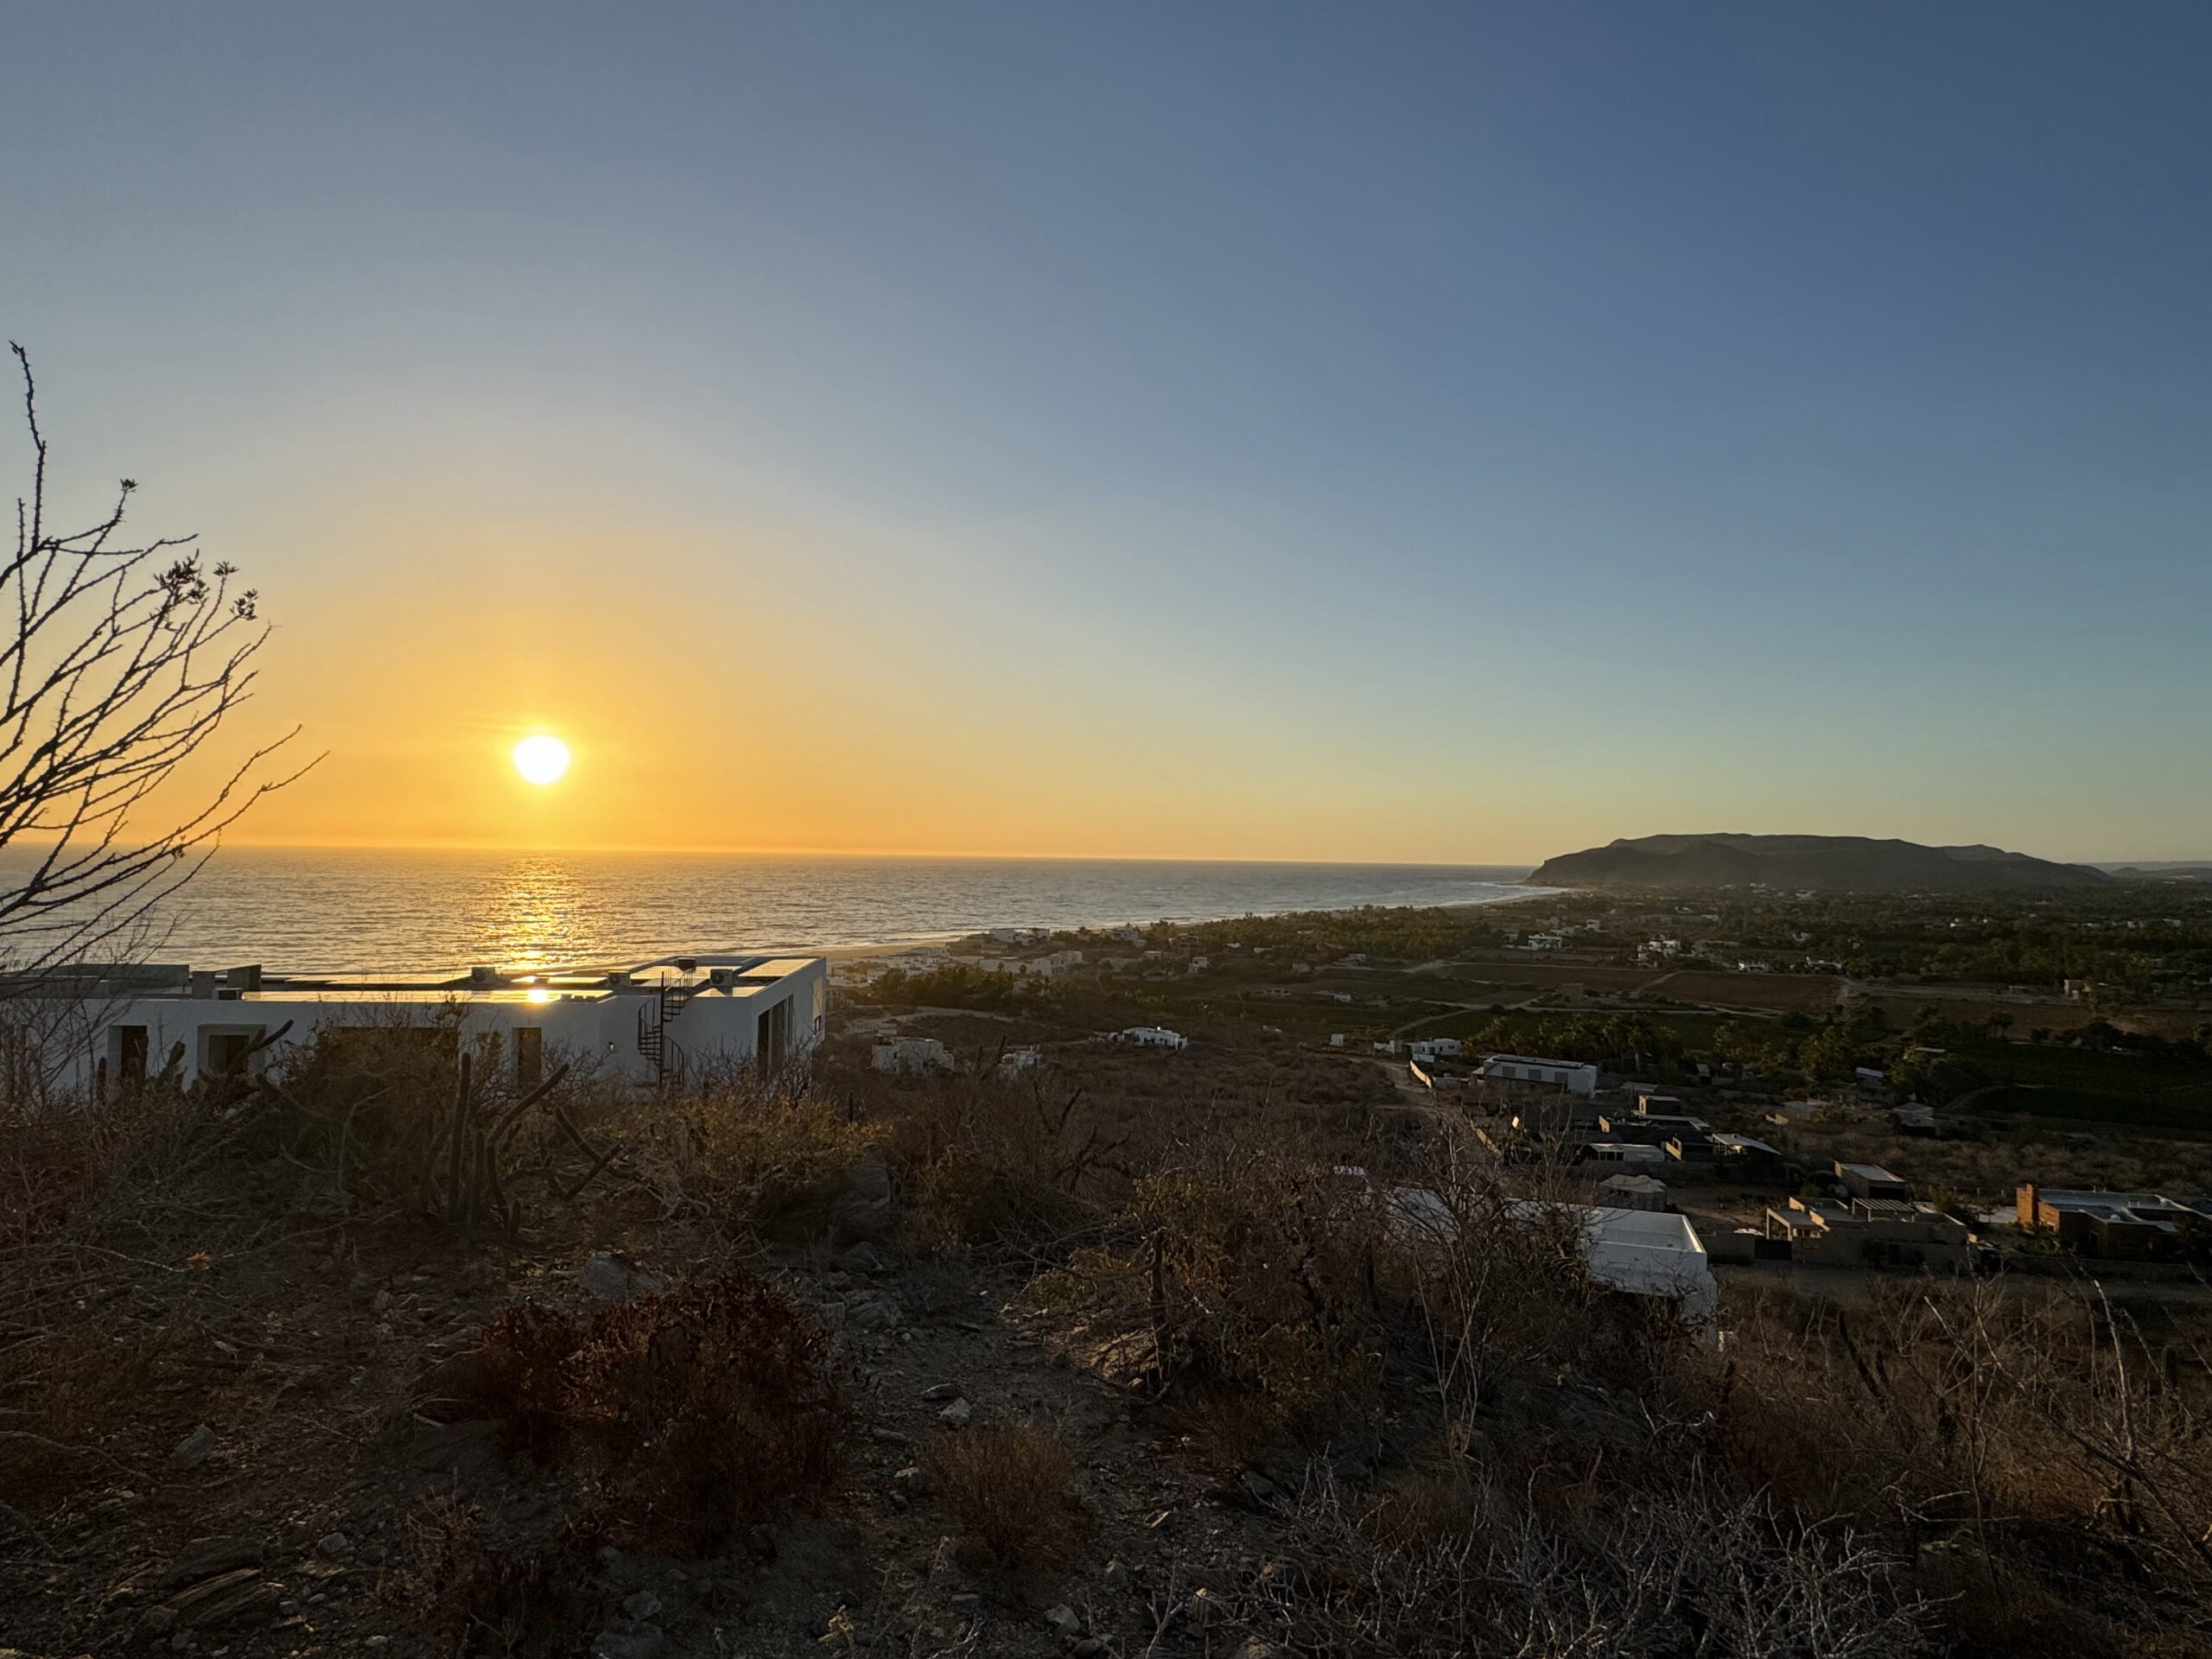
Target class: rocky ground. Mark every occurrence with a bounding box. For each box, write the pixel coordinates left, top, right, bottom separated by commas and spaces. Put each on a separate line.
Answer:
0, 1158, 1349, 1659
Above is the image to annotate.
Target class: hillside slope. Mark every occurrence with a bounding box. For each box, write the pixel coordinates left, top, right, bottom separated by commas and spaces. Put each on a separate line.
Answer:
1526, 833, 2110, 893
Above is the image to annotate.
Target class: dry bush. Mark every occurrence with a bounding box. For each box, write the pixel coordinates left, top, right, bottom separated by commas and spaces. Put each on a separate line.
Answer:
1122, 1146, 1389, 1447
922, 1421, 1080, 1568
439, 1271, 846, 1549
0, 1072, 200, 1248
631, 1068, 877, 1236
1700, 1276, 2212, 1654
401, 1497, 602, 1659
869, 1066, 1110, 1251
0, 1319, 184, 1498
1255, 1464, 1929, 1659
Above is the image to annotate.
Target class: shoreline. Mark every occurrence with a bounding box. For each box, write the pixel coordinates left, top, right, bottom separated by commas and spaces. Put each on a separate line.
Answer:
811, 887, 1560, 963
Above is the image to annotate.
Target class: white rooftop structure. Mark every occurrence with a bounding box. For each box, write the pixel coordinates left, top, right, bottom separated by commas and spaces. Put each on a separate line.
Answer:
1363, 1177, 1717, 1331
1510, 1199, 1717, 1329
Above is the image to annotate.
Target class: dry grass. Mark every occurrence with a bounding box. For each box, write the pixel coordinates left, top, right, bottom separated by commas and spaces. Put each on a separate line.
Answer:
923, 1421, 1081, 1569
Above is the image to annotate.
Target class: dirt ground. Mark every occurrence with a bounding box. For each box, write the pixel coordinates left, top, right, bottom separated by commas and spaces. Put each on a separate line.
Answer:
0, 1117, 1361, 1659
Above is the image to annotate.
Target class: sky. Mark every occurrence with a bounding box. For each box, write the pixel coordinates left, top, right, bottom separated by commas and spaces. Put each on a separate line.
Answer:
3, 3, 2208, 864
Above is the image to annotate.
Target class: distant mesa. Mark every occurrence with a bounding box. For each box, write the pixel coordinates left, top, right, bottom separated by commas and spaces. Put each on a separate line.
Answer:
1525, 834, 2111, 893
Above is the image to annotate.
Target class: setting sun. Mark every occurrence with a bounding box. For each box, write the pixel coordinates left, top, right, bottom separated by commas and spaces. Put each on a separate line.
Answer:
512, 734, 570, 786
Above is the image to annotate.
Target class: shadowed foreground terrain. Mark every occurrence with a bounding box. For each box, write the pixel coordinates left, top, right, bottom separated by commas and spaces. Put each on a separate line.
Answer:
3, 976, 2209, 1658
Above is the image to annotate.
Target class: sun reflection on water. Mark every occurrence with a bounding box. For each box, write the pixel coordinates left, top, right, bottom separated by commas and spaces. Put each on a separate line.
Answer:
474, 857, 596, 971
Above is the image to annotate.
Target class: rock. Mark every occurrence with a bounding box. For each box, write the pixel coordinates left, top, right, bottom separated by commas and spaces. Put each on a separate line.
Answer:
893, 1465, 931, 1499
410, 1345, 493, 1424
847, 1294, 901, 1332
830, 1147, 894, 1243
169, 1426, 216, 1469
1230, 1470, 1282, 1510
578, 1254, 667, 1302
836, 1241, 894, 1276
156, 1537, 262, 1594
162, 1567, 282, 1630
372, 1288, 392, 1313
1043, 1604, 1084, 1637
1074, 1641, 1109, 1657
938, 1398, 973, 1427
141, 1606, 179, 1635
317, 1532, 353, 1560
919, 1382, 963, 1402
457, 1258, 499, 1291
592, 1624, 668, 1659
623, 1590, 663, 1620
1102, 1559, 1133, 1591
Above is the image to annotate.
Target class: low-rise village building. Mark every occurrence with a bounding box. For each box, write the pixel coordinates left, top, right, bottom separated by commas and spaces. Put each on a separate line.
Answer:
1478, 1054, 1599, 1096
1117, 1026, 1189, 1050
1585, 1141, 1668, 1166
1763, 1194, 1971, 1271
1836, 1161, 1911, 1202
1597, 1111, 1710, 1147
873, 1036, 951, 1075
2015, 1184, 2212, 1260
1707, 1133, 1788, 1179
1596, 1173, 1669, 1211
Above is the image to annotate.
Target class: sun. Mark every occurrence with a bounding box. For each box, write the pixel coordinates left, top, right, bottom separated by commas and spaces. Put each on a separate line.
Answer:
512, 734, 571, 785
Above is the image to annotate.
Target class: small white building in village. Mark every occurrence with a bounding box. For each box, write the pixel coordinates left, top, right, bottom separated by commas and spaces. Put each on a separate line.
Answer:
64, 954, 826, 1095
1117, 1026, 1188, 1049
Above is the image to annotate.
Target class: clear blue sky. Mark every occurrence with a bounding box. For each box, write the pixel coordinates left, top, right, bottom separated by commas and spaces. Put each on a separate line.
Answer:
3, 4, 2207, 861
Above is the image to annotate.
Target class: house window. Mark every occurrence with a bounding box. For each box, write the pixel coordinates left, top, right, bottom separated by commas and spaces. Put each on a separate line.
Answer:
757, 997, 791, 1074
109, 1025, 149, 1092
201, 1029, 258, 1077
516, 1026, 543, 1092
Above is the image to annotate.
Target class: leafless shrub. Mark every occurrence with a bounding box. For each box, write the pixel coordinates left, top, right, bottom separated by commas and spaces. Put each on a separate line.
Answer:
1704, 1274, 2212, 1650
630, 1064, 877, 1236
431, 1270, 847, 1550
923, 1420, 1082, 1569
258, 1018, 598, 1230
399, 1495, 601, 1659
1254, 1462, 1928, 1659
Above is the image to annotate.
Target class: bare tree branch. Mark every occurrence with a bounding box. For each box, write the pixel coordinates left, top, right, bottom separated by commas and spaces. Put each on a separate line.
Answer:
0, 344, 315, 974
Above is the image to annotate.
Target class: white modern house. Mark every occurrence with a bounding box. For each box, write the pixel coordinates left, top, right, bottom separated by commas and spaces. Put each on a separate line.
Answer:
65, 954, 827, 1095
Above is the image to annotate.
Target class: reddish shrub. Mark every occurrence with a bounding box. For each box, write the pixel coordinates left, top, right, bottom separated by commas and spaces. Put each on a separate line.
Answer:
446, 1270, 845, 1548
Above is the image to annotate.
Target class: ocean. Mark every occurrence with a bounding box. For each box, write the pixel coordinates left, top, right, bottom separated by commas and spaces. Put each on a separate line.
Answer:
120, 849, 1539, 975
